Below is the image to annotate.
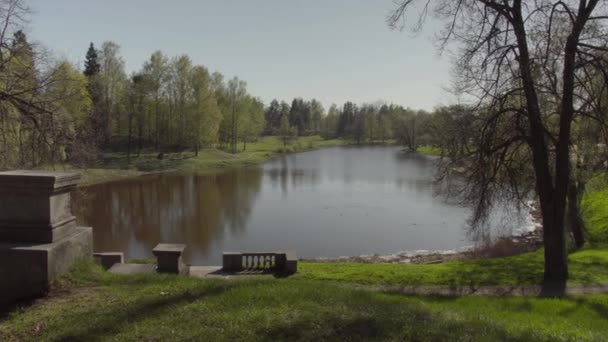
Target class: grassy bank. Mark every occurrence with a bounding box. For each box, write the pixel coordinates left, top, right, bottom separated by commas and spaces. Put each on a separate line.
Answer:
297, 246, 608, 287
1, 259, 608, 341
2, 239, 608, 340
48, 136, 347, 186
582, 174, 608, 244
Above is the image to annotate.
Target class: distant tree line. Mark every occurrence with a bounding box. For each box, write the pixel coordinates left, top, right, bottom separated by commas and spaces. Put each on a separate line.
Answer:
0, 0, 445, 172
264, 99, 437, 149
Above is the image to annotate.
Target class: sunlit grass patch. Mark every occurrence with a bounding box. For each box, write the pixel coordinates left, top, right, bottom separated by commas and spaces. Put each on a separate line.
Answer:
416, 145, 444, 155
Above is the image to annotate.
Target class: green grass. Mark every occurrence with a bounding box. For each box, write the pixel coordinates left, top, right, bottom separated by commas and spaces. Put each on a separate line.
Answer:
47, 136, 347, 186
296, 246, 608, 287
2, 260, 608, 341
416, 145, 444, 156
582, 174, 608, 244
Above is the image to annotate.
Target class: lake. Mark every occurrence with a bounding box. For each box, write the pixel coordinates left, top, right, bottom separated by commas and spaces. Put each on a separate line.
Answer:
73, 146, 525, 265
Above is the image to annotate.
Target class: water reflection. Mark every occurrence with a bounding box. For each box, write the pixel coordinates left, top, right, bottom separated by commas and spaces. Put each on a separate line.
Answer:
73, 146, 522, 265
74, 168, 263, 261
266, 157, 321, 197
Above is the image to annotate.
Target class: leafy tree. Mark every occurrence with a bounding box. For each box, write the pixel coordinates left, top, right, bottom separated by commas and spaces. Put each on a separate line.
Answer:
143, 50, 169, 149
309, 99, 324, 135
241, 96, 265, 150
264, 99, 281, 135
125, 73, 148, 161
169, 55, 193, 146
278, 111, 297, 148
190, 65, 221, 154
222, 77, 248, 154
394, 108, 418, 151
377, 104, 392, 143
322, 104, 340, 139
97, 41, 126, 145
46, 61, 93, 164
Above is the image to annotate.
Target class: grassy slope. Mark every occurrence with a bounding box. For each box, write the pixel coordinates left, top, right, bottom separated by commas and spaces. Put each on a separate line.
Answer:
2, 260, 608, 341
49, 136, 347, 186
582, 174, 608, 244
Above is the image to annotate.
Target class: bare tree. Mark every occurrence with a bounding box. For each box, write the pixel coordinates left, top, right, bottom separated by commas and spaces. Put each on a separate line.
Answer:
390, 0, 608, 294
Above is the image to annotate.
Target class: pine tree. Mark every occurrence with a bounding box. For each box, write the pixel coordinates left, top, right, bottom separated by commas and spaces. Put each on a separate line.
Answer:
84, 43, 100, 77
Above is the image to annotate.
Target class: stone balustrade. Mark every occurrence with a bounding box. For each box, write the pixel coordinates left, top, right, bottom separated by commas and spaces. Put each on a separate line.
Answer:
222, 251, 298, 274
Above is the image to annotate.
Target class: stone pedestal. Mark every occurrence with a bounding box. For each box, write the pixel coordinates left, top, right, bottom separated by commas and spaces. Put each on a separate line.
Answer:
153, 243, 187, 274
94, 252, 124, 270
222, 252, 243, 272
0, 171, 93, 305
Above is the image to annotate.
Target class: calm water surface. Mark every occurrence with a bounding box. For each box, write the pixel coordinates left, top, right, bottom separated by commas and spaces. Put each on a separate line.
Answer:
74, 146, 520, 265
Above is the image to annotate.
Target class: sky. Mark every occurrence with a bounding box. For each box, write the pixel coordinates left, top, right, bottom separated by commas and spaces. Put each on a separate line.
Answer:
27, 0, 452, 111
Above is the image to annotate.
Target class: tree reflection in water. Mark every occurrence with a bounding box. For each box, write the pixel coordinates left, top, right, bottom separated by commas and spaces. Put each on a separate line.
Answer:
73, 167, 263, 262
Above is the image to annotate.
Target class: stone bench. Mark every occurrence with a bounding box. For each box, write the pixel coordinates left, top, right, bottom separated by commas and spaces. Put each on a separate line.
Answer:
153, 243, 187, 274
93, 252, 124, 270
222, 251, 298, 274
285, 251, 298, 274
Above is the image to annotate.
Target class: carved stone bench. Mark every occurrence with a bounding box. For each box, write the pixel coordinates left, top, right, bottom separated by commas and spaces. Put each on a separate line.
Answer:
153, 243, 187, 274
222, 251, 298, 274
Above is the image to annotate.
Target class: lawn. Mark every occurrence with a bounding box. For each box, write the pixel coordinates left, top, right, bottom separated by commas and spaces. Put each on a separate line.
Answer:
296, 246, 608, 287
1, 260, 608, 341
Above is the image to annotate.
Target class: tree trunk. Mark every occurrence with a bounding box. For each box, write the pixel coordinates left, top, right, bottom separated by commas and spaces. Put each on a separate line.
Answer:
155, 94, 160, 151
567, 178, 586, 248
512, 7, 570, 294
127, 113, 133, 163
540, 199, 568, 296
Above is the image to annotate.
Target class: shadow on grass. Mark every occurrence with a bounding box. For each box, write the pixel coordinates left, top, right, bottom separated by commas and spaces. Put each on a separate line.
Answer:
436, 255, 543, 287
418, 247, 606, 290
260, 299, 535, 342
53, 283, 234, 341
557, 296, 608, 320
0, 296, 42, 321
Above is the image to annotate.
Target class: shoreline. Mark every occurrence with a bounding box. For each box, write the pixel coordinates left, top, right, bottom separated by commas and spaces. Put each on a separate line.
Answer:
302, 229, 543, 264
47, 140, 439, 187
49, 136, 351, 187
304, 201, 543, 264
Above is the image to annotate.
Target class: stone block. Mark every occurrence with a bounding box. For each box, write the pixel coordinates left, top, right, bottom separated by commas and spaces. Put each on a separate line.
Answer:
275, 253, 286, 270
285, 251, 298, 274
0, 171, 81, 244
222, 252, 243, 271
0, 226, 93, 305
94, 252, 124, 270
152, 243, 186, 274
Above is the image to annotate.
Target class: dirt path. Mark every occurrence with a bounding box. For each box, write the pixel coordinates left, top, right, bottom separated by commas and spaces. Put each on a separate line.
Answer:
345, 283, 608, 297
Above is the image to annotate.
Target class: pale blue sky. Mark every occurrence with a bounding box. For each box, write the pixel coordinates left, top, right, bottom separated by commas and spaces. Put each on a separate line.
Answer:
27, 0, 452, 110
